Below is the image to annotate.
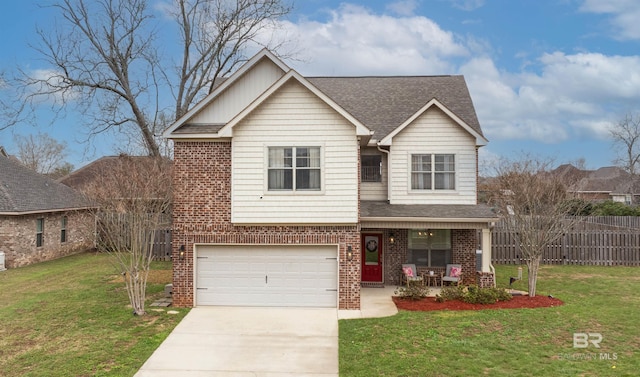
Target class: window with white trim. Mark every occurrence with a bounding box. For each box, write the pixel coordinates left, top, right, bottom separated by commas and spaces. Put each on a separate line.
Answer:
411, 154, 455, 190
268, 147, 321, 191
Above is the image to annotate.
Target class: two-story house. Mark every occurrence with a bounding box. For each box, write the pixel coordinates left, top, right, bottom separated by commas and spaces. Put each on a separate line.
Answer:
163, 49, 498, 311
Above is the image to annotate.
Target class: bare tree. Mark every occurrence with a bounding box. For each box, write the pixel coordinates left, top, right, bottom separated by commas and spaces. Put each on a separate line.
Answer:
14, 132, 72, 175
10, 0, 291, 156
610, 112, 640, 175
487, 157, 586, 297
82, 156, 172, 315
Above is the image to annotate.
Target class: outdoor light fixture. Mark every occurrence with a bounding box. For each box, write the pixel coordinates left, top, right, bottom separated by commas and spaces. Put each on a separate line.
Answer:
389, 233, 395, 244
346, 245, 353, 261
179, 245, 186, 260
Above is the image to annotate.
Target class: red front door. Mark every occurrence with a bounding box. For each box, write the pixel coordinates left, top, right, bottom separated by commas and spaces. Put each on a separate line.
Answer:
361, 233, 383, 282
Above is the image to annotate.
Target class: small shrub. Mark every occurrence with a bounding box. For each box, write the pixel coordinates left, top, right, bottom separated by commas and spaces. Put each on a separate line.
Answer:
437, 285, 512, 304
395, 284, 430, 300
435, 285, 465, 302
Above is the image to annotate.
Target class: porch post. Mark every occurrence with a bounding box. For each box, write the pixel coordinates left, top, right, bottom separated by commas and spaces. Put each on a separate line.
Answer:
481, 228, 492, 273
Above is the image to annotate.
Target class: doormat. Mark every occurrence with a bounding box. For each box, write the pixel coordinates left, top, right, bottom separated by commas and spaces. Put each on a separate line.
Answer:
361, 282, 385, 288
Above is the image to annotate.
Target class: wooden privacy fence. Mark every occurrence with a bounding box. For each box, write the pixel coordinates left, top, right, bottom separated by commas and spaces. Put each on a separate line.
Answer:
492, 230, 640, 266
152, 229, 172, 261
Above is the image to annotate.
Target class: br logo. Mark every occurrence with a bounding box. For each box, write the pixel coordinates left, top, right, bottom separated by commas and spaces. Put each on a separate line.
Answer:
573, 333, 603, 348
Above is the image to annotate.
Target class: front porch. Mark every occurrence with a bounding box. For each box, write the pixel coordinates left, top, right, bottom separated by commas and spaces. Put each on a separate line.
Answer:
359, 201, 499, 289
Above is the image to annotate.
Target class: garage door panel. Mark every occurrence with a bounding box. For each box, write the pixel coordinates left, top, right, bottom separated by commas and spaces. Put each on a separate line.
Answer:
195, 245, 338, 307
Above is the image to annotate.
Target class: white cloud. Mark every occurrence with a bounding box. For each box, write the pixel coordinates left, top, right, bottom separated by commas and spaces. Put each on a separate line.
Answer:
264, 3, 640, 162
386, 0, 419, 16
579, 0, 640, 40
280, 4, 469, 75
461, 51, 640, 144
26, 68, 79, 104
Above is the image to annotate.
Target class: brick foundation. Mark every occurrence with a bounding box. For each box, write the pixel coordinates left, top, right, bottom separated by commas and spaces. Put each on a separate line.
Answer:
477, 271, 496, 288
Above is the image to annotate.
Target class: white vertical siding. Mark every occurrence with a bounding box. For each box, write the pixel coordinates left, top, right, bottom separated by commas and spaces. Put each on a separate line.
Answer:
360, 148, 388, 201
231, 80, 359, 224
189, 58, 286, 124
389, 107, 477, 205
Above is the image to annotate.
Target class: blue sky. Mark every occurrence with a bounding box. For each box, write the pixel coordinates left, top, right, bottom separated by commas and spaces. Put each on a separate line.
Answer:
2, 0, 640, 172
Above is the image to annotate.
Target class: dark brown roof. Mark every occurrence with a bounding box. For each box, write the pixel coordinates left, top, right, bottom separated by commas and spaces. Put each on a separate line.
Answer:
307, 76, 483, 139
360, 200, 497, 220
0, 154, 90, 214
59, 155, 171, 190
171, 74, 483, 139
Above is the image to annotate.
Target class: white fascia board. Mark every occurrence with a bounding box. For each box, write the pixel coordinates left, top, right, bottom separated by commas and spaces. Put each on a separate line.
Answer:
378, 98, 488, 146
218, 70, 372, 138
162, 49, 290, 139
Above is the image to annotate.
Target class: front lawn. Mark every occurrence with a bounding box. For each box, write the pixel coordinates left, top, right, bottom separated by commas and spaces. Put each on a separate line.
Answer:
0, 251, 187, 377
340, 264, 640, 377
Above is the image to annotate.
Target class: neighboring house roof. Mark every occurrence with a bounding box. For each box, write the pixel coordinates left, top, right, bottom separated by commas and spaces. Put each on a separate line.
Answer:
551, 164, 640, 197
58, 155, 172, 191
0, 153, 91, 215
163, 49, 485, 145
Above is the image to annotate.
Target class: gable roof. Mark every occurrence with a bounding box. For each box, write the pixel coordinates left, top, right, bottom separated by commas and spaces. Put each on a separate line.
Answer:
163, 50, 485, 144
0, 154, 91, 215
163, 49, 289, 138
307, 75, 484, 142
217, 70, 371, 138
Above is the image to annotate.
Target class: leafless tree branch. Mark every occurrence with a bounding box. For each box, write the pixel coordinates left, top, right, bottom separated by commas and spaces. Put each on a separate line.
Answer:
5, 0, 292, 156
486, 156, 587, 296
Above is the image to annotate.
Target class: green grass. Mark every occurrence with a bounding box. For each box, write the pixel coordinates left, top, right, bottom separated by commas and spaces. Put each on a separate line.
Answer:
340, 265, 640, 377
0, 252, 188, 377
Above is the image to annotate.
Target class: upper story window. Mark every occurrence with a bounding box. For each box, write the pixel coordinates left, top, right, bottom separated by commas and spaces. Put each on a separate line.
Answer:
361, 155, 382, 182
61, 216, 68, 243
268, 147, 321, 191
36, 218, 44, 247
411, 154, 455, 190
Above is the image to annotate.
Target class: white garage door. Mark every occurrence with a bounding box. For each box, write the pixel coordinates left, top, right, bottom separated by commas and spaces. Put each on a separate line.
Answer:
195, 245, 338, 307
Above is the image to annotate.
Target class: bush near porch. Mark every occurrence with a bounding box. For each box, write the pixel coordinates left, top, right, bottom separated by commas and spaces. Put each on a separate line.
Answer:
340, 264, 640, 377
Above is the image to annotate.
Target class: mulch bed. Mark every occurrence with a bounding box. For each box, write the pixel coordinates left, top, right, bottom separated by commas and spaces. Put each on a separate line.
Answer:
393, 295, 564, 311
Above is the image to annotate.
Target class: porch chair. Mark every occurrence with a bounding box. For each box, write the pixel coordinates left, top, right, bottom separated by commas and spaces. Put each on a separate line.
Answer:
441, 264, 462, 286
401, 264, 423, 287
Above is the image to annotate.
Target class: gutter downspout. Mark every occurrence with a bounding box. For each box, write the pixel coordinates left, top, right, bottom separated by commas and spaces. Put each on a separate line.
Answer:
377, 143, 391, 203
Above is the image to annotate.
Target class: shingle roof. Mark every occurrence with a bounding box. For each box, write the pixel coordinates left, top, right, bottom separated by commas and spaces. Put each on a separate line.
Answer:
360, 201, 497, 220
172, 74, 483, 139
0, 154, 90, 214
307, 75, 483, 139
58, 155, 172, 190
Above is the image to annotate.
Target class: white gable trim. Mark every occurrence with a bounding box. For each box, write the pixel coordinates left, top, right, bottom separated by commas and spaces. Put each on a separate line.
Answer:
379, 98, 488, 146
162, 49, 289, 138
217, 70, 371, 137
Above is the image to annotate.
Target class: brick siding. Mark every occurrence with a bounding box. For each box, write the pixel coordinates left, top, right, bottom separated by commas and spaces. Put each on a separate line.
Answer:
172, 141, 361, 309
0, 210, 92, 268
452, 229, 478, 286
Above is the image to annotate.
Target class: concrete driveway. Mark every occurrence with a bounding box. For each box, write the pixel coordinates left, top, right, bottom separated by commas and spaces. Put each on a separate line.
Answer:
135, 307, 338, 377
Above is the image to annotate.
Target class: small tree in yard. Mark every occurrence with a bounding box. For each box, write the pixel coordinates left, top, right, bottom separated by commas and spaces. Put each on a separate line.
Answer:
487, 157, 586, 297
82, 156, 172, 315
